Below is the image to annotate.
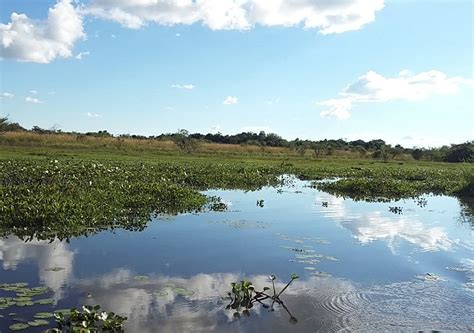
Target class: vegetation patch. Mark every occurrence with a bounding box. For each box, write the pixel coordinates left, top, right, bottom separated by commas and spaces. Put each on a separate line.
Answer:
53, 305, 127, 332
226, 274, 298, 322
0, 153, 472, 240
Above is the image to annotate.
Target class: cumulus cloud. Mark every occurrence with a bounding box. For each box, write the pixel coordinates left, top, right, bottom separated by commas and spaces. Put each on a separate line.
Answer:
82, 0, 384, 34
75, 51, 90, 60
25, 96, 44, 104
0, 92, 14, 99
171, 83, 195, 90
320, 70, 471, 119
318, 193, 453, 252
0, 236, 74, 302
84, 112, 101, 118
223, 96, 238, 105
29, 90, 38, 94
0, 0, 85, 63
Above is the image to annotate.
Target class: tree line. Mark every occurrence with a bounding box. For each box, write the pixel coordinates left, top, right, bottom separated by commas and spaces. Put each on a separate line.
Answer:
0, 117, 472, 163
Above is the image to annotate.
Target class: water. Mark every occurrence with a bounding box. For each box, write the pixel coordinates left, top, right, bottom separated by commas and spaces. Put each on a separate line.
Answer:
1, 180, 473, 332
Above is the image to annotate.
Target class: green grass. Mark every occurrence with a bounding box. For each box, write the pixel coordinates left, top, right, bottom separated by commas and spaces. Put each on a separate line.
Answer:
0, 144, 472, 240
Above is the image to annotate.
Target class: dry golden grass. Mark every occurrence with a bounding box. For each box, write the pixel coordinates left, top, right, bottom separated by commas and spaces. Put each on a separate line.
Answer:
0, 132, 298, 155
0, 131, 412, 160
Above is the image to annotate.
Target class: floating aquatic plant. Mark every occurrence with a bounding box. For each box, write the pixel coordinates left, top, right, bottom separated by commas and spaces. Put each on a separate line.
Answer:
53, 305, 127, 332
225, 274, 298, 323
27, 319, 49, 327
8, 323, 29, 331
34, 312, 55, 319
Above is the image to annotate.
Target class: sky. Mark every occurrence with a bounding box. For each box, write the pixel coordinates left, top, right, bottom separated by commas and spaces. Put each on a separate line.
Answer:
0, 0, 472, 148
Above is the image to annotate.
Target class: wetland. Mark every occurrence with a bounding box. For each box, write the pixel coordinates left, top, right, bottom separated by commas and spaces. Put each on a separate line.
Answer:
0, 154, 473, 331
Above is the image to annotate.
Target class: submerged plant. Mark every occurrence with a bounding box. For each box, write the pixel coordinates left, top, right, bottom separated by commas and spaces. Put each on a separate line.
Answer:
225, 274, 298, 323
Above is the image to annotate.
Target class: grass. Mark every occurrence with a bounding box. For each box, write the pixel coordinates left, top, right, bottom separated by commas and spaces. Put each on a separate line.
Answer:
0, 138, 472, 240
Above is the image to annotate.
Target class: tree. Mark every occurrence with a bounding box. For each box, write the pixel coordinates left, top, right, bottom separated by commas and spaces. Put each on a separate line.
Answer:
0, 116, 9, 134
172, 129, 199, 153
373, 145, 389, 162
0, 116, 25, 134
411, 148, 424, 161
444, 142, 474, 163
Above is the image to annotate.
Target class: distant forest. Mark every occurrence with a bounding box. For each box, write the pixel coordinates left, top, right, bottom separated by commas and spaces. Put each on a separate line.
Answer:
1, 117, 472, 163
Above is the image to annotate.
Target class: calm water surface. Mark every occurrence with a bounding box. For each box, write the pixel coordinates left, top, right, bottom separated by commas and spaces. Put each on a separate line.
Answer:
1, 180, 473, 332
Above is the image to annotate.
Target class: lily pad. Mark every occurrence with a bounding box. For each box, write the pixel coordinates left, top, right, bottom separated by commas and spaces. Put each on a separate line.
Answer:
35, 298, 54, 305
8, 323, 29, 331
14, 297, 33, 303
54, 309, 71, 315
311, 271, 332, 277
28, 319, 49, 327
15, 301, 34, 307
134, 275, 149, 281
34, 312, 54, 319
1, 283, 29, 289
173, 287, 195, 296
45, 267, 65, 272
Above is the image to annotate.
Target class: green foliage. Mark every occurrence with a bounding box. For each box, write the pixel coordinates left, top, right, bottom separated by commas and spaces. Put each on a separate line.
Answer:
313, 166, 472, 201
0, 158, 283, 240
172, 129, 200, 153
53, 305, 127, 332
0, 116, 25, 134
444, 142, 474, 163
411, 148, 424, 161
226, 274, 298, 322
0, 152, 472, 240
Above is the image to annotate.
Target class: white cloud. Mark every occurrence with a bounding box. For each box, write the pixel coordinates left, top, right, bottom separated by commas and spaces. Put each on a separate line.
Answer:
175, 33, 181, 37
0, 0, 85, 63
84, 112, 101, 118
266, 97, 281, 106
223, 96, 238, 105
25, 96, 44, 104
29, 90, 38, 94
0, 236, 74, 302
171, 83, 195, 90
82, 0, 384, 34
0, 92, 14, 99
320, 70, 471, 119
75, 51, 90, 60
319, 193, 454, 252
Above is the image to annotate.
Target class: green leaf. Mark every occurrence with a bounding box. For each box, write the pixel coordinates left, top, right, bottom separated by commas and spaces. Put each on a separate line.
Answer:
8, 323, 29, 331
27, 319, 49, 327
34, 312, 54, 319
35, 298, 54, 305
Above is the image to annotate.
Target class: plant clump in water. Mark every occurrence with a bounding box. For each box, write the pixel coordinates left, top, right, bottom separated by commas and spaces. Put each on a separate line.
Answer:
225, 274, 299, 323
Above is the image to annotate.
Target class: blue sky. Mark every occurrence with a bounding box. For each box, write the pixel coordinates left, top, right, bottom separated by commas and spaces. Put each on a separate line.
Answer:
0, 0, 472, 147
